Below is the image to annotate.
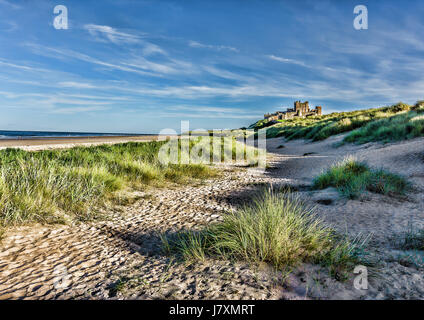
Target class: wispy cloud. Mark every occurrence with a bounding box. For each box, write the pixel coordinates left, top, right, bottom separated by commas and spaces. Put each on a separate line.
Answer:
84, 24, 167, 57
156, 104, 263, 119
0, 0, 21, 9
154, 111, 260, 119
188, 40, 239, 52
142, 43, 167, 56
0, 59, 49, 72
267, 55, 307, 67
58, 81, 99, 89
162, 113, 259, 119
168, 105, 247, 113
49, 106, 109, 114
26, 43, 161, 77
84, 24, 142, 44
1, 20, 18, 32
123, 58, 179, 74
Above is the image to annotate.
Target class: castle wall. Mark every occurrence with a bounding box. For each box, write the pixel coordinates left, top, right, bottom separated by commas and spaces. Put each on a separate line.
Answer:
264, 101, 322, 121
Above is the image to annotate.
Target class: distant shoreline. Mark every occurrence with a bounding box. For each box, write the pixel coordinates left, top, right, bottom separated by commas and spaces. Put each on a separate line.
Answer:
0, 135, 169, 151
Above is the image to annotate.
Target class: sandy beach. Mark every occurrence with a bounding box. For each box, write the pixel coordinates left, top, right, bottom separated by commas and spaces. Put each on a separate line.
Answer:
0, 135, 164, 151
1, 134, 423, 299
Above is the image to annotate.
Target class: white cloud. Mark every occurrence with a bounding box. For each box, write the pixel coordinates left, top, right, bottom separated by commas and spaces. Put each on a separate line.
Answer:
267, 55, 307, 67
154, 111, 260, 119
188, 40, 239, 52
123, 57, 178, 74
44, 97, 114, 106
202, 65, 255, 82
84, 24, 167, 57
26, 42, 194, 77
84, 24, 141, 44
168, 105, 247, 113
58, 81, 99, 89
0, 59, 49, 72
156, 105, 262, 119
0, 91, 46, 99
142, 43, 167, 56
26, 43, 160, 77
49, 106, 109, 114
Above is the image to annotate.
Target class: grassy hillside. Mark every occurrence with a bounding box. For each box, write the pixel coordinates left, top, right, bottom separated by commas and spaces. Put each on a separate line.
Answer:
343, 109, 424, 144
252, 101, 424, 143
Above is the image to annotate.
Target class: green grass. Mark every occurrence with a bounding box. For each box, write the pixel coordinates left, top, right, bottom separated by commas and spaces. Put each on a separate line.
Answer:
0, 137, 258, 227
392, 223, 424, 251
253, 101, 424, 143
312, 157, 410, 199
343, 107, 424, 144
248, 118, 275, 130
162, 189, 370, 278
108, 277, 130, 297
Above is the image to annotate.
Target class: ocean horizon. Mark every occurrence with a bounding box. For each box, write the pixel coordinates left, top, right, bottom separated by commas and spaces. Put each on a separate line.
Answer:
0, 130, 155, 140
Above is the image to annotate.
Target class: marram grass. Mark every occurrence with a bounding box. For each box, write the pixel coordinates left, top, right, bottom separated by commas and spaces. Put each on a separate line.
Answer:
312, 157, 410, 199
342, 108, 424, 144
254, 101, 424, 143
391, 223, 424, 251
0, 138, 251, 226
162, 189, 371, 277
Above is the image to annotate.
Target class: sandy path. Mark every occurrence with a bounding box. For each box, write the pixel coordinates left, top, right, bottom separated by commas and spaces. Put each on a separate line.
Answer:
0, 166, 286, 300
1, 135, 424, 299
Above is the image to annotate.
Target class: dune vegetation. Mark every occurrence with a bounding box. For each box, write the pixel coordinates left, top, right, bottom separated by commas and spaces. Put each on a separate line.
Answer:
0, 137, 255, 227
392, 224, 424, 251
162, 189, 371, 278
312, 157, 410, 199
252, 101, 424, 143
342, 107, 424, 144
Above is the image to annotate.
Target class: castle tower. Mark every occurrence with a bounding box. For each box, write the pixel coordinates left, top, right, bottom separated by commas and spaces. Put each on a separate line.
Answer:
315, 106, 322, 116
304, 101, 309, 113
294, 101, 300, 111
294, 101, 309, 116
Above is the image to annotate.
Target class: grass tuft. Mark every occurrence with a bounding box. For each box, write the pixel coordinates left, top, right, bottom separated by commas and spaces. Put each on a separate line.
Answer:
162, 189, 370, 278
312, 157, 410, 199
392, 223, 424, 251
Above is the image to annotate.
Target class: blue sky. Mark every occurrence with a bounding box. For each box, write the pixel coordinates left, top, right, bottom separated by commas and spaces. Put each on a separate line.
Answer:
0, 0, 423, 133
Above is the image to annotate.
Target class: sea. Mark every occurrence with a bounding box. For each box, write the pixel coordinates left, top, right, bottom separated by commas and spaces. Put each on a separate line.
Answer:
0, 130, 151, 140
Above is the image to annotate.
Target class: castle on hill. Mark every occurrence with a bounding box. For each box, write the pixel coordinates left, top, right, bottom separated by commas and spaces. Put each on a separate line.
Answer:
264, 101, 322, 121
